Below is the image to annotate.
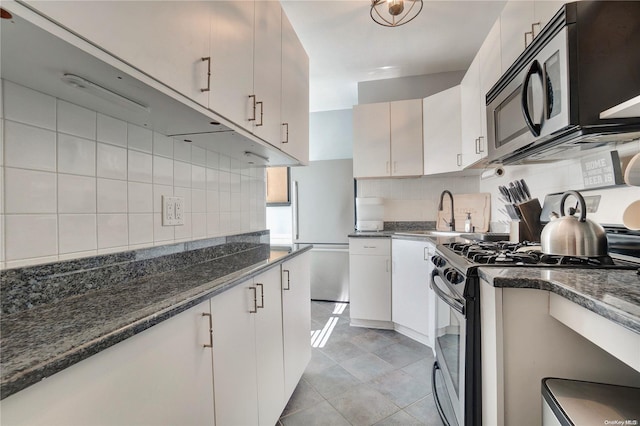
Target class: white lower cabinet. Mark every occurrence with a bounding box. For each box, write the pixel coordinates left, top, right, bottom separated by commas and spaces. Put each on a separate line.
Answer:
0, 301, 216, 426
1, 255, 312, 426
349, 237, 392, 326
391, 239, 435, 346
281, 252, 312, 400
211, 266, 284, 426
480, 279, 640, 426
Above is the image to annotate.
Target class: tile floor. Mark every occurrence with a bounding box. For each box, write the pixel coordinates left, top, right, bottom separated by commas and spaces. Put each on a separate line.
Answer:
278, 301, 445, 426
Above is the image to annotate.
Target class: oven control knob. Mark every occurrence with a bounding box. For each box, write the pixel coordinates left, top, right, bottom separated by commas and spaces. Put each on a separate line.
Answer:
431, 255, 445, 267
445, 269, 463, 284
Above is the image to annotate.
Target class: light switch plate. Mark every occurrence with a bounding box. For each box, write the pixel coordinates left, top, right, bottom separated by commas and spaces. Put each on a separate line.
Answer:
162, 196, 185, 226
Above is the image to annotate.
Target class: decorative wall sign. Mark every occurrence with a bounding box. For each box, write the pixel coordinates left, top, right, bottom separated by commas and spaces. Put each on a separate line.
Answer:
580, 150, 624, 189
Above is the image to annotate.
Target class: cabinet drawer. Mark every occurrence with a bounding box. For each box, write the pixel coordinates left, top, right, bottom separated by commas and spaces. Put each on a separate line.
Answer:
349, 238, 390, 256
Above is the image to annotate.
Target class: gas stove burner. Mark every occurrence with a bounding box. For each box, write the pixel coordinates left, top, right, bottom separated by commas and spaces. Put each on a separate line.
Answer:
539, 254, 615, 267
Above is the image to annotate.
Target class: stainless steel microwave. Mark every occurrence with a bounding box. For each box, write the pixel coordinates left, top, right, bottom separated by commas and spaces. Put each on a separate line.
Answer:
486, 1, 640, 165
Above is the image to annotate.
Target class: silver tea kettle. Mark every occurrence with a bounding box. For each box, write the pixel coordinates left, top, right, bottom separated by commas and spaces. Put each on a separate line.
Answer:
540, 190, 608, 256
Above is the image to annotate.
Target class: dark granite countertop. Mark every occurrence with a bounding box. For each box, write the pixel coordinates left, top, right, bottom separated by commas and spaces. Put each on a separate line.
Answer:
478, 267, 640, 334
0, 237, 311, 400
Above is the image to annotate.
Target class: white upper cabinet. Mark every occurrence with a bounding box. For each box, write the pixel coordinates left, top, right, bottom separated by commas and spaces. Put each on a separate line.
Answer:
25, 1, 212, 107
500, 0, 566, 72
353, 102, 391, 178
252, 1, 282, 146
390, 99, 424, 177
281, 9, 310, 164
353, 99, 423, 178
423, 86, 463, 175
209, 0, 256, 130
460, 20, 501, 168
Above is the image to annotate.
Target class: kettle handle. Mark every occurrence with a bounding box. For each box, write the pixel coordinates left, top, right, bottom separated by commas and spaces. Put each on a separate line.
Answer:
560, 190, 587, 222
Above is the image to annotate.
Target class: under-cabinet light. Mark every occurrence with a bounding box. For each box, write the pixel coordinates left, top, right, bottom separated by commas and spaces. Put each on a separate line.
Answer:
61, 74, 150, 113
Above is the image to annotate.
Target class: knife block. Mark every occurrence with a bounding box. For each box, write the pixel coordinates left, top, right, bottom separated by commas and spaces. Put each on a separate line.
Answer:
516, 198, 543, 242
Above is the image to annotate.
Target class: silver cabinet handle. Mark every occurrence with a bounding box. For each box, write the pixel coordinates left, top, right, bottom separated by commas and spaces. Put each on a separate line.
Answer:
200, 57, 211, 92
293, 181, 299, 240
478, 136, 485, 153
202, 313, 213, 348
256, 283, 264, 309
248, 95, 257, 122
256, 101, 264, 127
531, 22, 541, 38
457, 154, 462, 167
282, 269, 291, 291
249, 286, 258, 313
282, 123, 289, 144
475, 138, 480, 154
524, 30, 533, 47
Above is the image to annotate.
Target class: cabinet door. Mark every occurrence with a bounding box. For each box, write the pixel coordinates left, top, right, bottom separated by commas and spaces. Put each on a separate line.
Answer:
353, 102, 391, 178
281, 252, 312, 400
26, 1, 211, 107
460, 56, 482, 168
253, 0, 282, 145
281, 9, 310, 164
423, 86, 463, 175
254, 267, 286, 426
533, 1, 566, 37
390, 99, 423, 176
211, 281, 259, 426
349, 254, 391, 322
391, 239, 434, 341
500, 1, 535, 72
210, 0, 255, 130
0, 301, 215, 426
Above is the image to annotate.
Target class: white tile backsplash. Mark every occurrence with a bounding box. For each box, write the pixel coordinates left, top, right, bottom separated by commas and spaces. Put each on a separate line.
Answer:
97, 114, 127, 147
1, 79, 267, 269
3, 81, 56, 130
97, 143, 128, 180
97, 178, 128, 213
5, 215, 58, 261
128, 150, 153, 183
128, 182, 153, 213
97, 214, 128, 249
127, 123, 152, 153
58, 134, 96, 176
174, 140, 191, 162
174, 161, 192, 188
128, 213, 154, 245
59, 214, 97, 254
5, 168, 57, 213
153, 132, 174, 158
58, 174, 96, 214
57, 100, 96, 140
153, 155, 174, 186
4, 121, 57, 172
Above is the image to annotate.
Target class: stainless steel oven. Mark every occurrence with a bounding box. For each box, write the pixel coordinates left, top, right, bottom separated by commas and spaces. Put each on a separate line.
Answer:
430, 252, 482, 426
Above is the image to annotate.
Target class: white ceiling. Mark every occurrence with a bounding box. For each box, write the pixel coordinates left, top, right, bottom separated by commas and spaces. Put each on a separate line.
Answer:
281, 0, 507, 112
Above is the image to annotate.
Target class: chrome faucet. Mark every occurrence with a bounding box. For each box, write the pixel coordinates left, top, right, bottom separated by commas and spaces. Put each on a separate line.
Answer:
438, 190, 455, 231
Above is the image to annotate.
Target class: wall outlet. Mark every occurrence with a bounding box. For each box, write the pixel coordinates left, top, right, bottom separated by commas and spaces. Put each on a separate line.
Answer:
162, 196, 185, 226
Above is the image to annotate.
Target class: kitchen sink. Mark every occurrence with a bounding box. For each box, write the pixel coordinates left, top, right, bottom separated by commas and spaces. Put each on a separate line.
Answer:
394, 230, 462, 237
460, 232, 510, 242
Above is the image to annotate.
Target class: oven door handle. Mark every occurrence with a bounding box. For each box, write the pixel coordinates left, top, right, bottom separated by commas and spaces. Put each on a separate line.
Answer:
431, 270, 465, 315
432, 361, 452, 426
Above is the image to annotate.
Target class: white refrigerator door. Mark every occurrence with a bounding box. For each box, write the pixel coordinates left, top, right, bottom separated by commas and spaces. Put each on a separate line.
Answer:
292, 159, 354, 244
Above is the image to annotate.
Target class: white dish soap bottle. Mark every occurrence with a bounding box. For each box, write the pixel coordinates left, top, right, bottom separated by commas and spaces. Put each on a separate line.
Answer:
464, 212, 473, 232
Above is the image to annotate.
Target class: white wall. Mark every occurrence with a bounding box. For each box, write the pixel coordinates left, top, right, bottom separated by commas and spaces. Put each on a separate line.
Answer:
357, 175, 480, 222
480, 141, 640, 229
358, 71, 465, 105
0, 80, 267, 269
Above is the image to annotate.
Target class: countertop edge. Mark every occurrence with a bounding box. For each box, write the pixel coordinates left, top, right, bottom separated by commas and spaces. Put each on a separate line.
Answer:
0, 245, 312, 400
477, 267, 640, 335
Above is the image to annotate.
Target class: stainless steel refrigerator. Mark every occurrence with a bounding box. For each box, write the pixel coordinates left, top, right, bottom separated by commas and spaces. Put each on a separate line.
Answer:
291, 159, 354, 302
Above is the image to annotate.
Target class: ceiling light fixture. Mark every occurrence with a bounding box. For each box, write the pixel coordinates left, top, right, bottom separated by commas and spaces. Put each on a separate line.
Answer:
370, 0, 423, 27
